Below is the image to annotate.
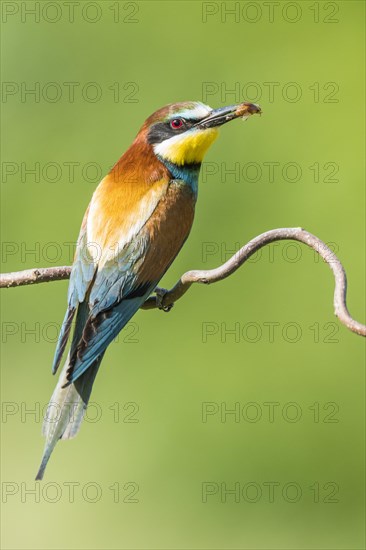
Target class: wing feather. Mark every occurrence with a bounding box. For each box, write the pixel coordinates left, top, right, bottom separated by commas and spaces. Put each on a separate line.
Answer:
52, 206, 96, 374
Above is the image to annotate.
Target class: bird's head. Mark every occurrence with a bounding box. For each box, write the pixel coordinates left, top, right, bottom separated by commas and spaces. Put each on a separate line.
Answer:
141, 101, 261, 167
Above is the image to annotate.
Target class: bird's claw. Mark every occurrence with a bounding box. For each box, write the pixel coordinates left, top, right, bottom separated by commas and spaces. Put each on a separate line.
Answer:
155, 288, 174, 312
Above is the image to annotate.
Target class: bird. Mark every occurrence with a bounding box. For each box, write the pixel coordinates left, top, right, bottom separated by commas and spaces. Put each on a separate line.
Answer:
36, 100, 261, 480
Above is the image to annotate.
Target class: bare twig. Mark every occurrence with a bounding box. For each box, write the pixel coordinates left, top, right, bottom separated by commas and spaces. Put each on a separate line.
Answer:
1, 228, 365, 337
0, 266, 71, 288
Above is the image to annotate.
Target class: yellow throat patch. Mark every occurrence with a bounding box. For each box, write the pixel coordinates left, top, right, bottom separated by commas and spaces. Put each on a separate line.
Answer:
154, 128, 219, 165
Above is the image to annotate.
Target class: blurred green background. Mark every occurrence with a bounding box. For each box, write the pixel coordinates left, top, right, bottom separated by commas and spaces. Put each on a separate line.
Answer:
1, 1, 365, 549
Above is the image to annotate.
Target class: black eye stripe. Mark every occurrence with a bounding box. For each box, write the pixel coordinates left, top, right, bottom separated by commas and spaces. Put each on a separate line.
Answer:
147, 119, 194, 145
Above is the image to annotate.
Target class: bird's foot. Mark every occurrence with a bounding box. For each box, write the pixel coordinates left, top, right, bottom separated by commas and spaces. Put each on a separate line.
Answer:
155, 287, 174, 312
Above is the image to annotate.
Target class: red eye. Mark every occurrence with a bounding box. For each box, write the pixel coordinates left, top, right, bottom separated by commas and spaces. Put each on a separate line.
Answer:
170, 118, 184, 129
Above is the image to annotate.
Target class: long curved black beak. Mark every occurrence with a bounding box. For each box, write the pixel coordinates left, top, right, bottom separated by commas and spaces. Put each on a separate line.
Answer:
197, 102, 261, 129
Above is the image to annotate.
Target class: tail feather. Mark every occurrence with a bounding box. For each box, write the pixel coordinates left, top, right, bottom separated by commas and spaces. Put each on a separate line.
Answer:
36, 353, 103, 480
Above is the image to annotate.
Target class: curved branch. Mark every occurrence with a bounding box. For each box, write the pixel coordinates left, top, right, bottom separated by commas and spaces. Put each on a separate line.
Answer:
1, 228, 365, 337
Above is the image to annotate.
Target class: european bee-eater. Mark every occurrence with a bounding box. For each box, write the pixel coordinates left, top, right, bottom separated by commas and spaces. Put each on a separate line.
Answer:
36, 100, 261, 480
